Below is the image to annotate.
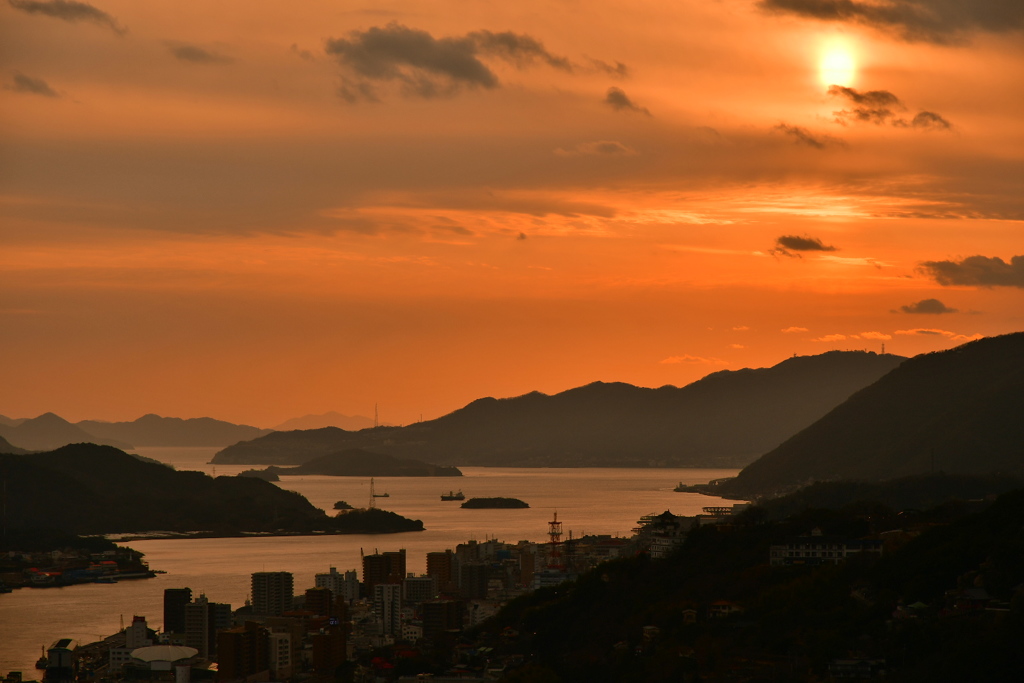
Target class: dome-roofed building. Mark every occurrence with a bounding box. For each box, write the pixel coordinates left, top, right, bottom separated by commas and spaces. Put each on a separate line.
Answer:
129, 645, 199, 671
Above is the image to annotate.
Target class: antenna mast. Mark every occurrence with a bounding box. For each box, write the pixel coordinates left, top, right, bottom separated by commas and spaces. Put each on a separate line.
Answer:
369, 478, 377, 509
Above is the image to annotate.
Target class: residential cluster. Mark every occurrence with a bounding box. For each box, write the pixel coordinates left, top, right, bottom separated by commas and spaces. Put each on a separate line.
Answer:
18, 503, 809, 683
0, 548, 153, 590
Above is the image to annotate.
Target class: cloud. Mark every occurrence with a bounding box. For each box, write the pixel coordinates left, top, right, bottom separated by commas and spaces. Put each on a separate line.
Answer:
896, 328, 984, 341
732, 326, 750, 331
919, 255, 1024, 288
554, 140, 637, 157
6, 72, 58, 97
757, 0, 1024, 44
468, 29, 572, 71
165, 42, 233, 65
728, 343, 746, 349
604, 86, 650, 115
588, 58, 630, 77
8, 0, 125, 34
828, 85, 952, 129
660, 354, 727, 364
324, 23, 577, 101
774, 123, 844, 149
907, 111, 952, 130
770, 234, 838, 257
781, 326, 809, 333
898, 298, 958, 314
811, 334, 847, 342
859, 331, 893, 340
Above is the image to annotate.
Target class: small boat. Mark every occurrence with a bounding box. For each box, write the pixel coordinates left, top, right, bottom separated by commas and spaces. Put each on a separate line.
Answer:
441, 490, 465, 501
369, 477, 389, 498
36, 647, 47, 669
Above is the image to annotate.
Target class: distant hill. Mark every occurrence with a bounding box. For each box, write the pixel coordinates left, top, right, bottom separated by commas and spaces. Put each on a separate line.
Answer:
0, 434, 29, 455
274, 411, 375, 432
78, 413, 272, 447
0, 414, 25, 428
266, 449, 462, 477
0, 444, 423, 535
722, 332, 1024, 498
0, 413, 133, 451
213, 350, 906, 468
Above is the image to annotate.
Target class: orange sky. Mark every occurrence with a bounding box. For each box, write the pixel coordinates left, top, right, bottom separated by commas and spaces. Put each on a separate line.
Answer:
2, 0, 1022, 427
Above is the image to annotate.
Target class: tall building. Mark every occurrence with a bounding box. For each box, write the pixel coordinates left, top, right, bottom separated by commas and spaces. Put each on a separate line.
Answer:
251, 571, 294, 616
163, 588, 192, 635
217, 622, 270, 682
372, 583, 402, 636
311, 626, 346, 675
184, 594, 232, 658
362, 549, 406, 594
314, 566, 360, 603
426, 550, 455, 593
403, 574, 437, 603
421, 600, 464, 642
304, 586, 335, 618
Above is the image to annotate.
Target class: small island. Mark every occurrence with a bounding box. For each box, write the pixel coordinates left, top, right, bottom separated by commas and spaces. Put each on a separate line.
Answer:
461, 497, 529, 509
332, 500, 353, 510
333, 507, 424, 533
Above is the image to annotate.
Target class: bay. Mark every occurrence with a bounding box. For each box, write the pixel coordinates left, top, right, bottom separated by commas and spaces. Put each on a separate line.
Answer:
0, 447, 737, 674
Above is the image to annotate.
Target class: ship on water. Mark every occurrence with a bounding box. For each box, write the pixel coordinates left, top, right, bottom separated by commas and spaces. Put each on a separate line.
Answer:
441, 490, 465, 501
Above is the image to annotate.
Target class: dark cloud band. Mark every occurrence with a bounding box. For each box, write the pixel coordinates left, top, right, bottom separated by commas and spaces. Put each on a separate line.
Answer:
758, 0, 1024, 43
325, 23, 585, 101
8, 0, 125, 34
898, 298, 958, 314
919, 255, 1024, 288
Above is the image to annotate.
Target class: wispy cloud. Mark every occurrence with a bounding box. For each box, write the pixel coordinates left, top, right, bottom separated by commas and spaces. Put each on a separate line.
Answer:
781, 326, 809, 333
165, 42, 233, 65
324, 23, 586, 101
660, 354, 727, 364
919, 255, 1024, 288
8, 0, 126, 34
774, 123, 845, 149
6, 72, 59, 97
897, 298, 958, 314
757, 0, 1024, 44
554, 140, 637, 157
811, 333, 847, 342
828, 85, 952, 130
770, 234, 838, 258
604, 86, 650, 115
896, 328, 984, 341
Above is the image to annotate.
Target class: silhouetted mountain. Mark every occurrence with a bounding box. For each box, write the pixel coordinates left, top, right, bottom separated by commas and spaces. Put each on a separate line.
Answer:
267, 449, 462, 477
0, 434, 29, 455
0, 444, 422, 535
78, 413, 272, 447
722, 332, 1024, 498
0, 413, 133, 451
273, 411, 375, 432
213, 350, 905, 468
0, 414, 25, 428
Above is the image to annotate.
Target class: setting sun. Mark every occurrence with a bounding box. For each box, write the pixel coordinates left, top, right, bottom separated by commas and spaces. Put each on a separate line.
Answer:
820, 45, 856, 87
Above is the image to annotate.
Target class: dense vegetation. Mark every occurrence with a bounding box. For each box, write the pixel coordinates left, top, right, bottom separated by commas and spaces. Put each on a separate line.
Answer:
213, 351, 903, 468
333, 508, 424, 533
468, 489, 1024, 682
1, 444, 424, 536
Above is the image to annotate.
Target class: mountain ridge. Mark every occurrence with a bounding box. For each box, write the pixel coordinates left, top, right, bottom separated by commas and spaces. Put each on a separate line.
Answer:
213, 350, 906, 468
721, 332, 1024, 498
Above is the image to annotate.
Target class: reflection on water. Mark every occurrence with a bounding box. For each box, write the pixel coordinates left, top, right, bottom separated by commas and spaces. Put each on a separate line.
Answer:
0, 446, 737, 674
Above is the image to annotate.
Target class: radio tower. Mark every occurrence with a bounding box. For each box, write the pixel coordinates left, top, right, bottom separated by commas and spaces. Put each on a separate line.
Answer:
547, 512, 565, 570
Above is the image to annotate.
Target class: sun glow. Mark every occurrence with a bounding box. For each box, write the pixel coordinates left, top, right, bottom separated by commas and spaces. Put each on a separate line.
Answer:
820, 44, 856, 87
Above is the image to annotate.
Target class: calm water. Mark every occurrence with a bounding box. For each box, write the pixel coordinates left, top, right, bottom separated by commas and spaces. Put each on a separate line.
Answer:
0, 447, 737, 674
